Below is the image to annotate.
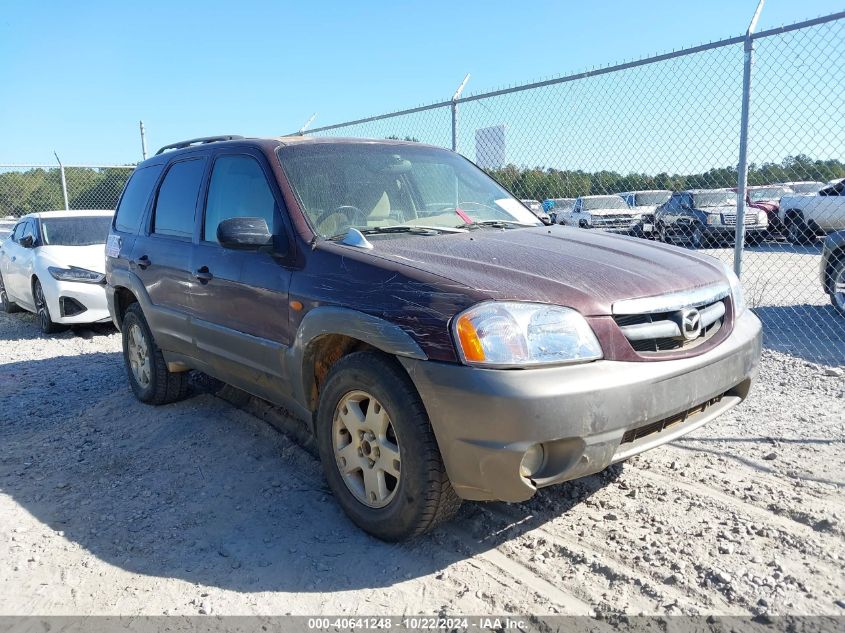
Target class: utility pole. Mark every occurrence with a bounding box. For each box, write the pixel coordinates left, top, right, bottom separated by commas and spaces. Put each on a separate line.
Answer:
53, 151, 69, 210
139, 120, 148, 160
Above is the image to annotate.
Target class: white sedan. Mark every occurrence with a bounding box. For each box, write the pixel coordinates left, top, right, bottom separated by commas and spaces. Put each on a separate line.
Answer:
0, 210, 114, 333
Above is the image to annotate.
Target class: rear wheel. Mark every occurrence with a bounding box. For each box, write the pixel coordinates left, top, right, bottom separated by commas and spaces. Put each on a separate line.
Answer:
830, 258, 845, 317
122, 303, 189, 404
315, 352, 460, 541
0, 272, 21, 313
33, 279, 67, 334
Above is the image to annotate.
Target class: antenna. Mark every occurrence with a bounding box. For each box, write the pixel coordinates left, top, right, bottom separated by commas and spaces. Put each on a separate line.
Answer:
298, 113, 317, 135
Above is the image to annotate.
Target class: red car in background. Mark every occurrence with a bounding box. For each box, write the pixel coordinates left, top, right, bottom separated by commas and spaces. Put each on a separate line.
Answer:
733, 185, 794, 238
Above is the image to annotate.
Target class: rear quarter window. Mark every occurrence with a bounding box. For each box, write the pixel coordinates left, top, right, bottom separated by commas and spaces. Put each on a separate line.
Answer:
153, 159, 207, 239
114, 165, 164, 233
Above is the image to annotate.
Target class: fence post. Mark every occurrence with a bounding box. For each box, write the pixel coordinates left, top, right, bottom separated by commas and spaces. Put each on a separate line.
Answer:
53, 151, 70, 211
451, 74, 470, 152
734, 0, 765, 277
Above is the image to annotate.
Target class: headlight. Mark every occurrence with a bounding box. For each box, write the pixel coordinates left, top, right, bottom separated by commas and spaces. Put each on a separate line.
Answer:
720, 262, 746, 317
48, 266, 105, 284
452, 301, 603, 367
707, 214, 721, 225
757, 211, 768, 226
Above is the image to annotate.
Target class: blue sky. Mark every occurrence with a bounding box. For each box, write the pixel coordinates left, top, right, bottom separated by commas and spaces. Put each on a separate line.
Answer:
1, 0, 843, 167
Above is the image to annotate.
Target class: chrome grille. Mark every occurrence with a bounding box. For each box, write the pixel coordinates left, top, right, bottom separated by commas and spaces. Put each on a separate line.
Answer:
612, 286, 729, 355
591, 215, 639, 230
722, 214, 758, 226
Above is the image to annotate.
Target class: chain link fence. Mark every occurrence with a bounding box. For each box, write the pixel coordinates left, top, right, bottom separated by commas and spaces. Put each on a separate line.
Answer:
306, 11, 845, 366
0, 165, 134, 219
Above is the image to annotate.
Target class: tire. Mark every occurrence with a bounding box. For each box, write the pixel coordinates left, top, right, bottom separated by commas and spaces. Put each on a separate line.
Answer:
745, 231, 763, 247
786, 213, 813, 245
315, 351, 461, 541
689, 224, 705, 249
830, 258, 845, 317
0, 272, 21, 313
121, 302, 189, 405
33, 278, 67, 334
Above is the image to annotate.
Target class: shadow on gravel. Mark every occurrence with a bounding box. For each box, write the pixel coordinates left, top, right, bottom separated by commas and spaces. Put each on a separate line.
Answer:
0, 351, 617, 595
0, 311, 117, 342
754, 304, 845, 366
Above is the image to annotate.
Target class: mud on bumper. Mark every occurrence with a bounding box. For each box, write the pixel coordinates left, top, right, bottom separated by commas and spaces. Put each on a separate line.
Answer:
399, 310, 762, 502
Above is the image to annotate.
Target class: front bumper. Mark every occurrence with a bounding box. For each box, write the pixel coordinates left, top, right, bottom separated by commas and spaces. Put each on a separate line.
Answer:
400, 309, 762, 502
47, 279, 111, 325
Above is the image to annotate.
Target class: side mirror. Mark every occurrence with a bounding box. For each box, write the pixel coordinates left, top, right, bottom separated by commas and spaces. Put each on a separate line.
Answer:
217, 217, 273, 250
19, 235, 34, 248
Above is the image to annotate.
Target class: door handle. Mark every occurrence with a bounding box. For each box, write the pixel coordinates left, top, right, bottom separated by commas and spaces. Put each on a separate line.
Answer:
194, 267, 213, 283
134, 255, 151, 269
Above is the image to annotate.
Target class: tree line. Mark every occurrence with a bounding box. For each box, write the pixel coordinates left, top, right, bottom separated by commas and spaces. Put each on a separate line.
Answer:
0, 167, 133, 218
1, 154, 842, 218
486, 155, 845, 201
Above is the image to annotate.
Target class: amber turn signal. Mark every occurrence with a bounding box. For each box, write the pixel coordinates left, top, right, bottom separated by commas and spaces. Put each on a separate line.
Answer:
456, 314, 485, 362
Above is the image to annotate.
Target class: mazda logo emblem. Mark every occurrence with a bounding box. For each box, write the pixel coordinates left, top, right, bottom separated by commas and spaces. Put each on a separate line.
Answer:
680, 308, 702, 340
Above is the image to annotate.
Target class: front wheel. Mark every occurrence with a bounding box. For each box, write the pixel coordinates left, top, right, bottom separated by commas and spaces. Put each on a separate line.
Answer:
33, 279, 67, 334
122, 303, 189, 404
786, 214, 813, 245
830, 258, 845, 317
316, 352, 460, 541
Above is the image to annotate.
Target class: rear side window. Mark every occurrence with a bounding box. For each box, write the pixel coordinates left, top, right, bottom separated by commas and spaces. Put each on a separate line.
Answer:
153, 159, 206, 239
114, 165, 163, 233
203, 155, 276, 243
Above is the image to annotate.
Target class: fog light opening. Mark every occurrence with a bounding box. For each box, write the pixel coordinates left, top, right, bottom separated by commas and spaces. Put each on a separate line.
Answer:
519, 444, 546, 479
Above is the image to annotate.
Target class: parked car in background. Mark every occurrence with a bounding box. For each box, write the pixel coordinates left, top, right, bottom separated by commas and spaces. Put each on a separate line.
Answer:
778, 179, 845, 244
738, 185, 794, 237
560, 195, 641, 232
0, 210, 114, 333
778, 181, 825, 194
520, 199, 551, 224
543, 197, 575, 224
105, 135, 760, 541
0, 217, 16, 243
655, 189, 768, 249
618, 190, 671, 237
821, 230, 845, 315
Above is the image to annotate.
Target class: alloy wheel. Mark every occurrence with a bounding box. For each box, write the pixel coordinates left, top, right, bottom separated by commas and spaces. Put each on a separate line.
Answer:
332, 390, 401, 508
127, 323, 152, 388
834, 265, 845, 314
34, 282, 50, 332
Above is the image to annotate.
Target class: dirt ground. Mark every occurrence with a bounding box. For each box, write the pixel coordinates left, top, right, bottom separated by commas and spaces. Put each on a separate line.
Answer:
0, 307, 843, 618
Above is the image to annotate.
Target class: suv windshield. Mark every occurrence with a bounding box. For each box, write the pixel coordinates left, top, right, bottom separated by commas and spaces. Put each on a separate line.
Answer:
582, 196, 629, 211
633, 192, 670, 206
749, 187, 790, 202
693, 192, 737, 208
40, 216, 112, 246
278, 144, 540, 238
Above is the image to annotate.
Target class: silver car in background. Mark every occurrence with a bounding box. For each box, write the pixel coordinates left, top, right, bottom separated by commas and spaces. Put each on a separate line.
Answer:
618, 190, 671, 237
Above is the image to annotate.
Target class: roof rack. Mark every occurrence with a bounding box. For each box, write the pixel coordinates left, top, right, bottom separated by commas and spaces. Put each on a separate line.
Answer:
155, 135, 245, 155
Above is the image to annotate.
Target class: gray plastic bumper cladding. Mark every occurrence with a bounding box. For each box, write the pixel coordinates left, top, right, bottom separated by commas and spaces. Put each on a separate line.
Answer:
399, 310, 762, 502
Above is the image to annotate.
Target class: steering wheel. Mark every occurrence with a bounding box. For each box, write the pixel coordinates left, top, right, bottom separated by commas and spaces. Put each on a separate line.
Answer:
315, 205, 369, 234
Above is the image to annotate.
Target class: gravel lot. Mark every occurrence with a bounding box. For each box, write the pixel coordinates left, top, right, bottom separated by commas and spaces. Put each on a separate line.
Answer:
1, 284, 843, 617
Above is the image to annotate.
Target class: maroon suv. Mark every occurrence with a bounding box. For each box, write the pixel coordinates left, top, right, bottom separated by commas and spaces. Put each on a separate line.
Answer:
105, 136, 761, 540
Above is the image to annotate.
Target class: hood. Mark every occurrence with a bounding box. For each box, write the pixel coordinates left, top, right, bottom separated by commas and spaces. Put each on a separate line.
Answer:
749, 200, 778, 213
584, 208, 641, 217
696, 205, 738, 215
37, 244, 107, 274
357, 226, 727, 316
633, 204, 659, 214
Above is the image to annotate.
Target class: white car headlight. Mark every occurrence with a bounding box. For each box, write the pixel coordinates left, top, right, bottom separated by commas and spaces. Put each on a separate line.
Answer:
720, 262, 746, 317
453, 301, 603, 367
706, 214, 721, 225
757, 210, 768, 226
48, 266, 105, 284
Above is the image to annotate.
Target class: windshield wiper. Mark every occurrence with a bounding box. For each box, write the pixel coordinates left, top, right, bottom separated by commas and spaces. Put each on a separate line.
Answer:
457, 220, 534, 230
325, 225, 444, 241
